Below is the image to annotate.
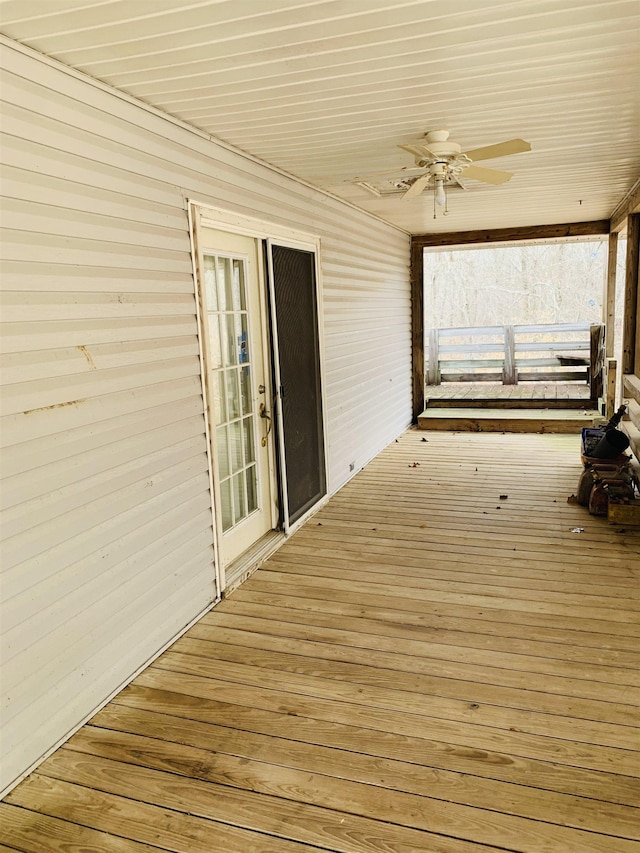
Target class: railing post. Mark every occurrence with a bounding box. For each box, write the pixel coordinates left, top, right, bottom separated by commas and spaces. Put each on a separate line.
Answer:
590, 323, 604, 401
503, 325, 517, 385
606, 357, 617, 419
426, 328, 440, 385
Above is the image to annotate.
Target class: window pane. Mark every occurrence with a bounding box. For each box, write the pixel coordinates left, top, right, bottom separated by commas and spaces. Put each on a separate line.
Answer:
232, 259, 246, 310
240, 366, 251, 415
216, 425, 230, 478
204, 256, 218, 310
207, 315, 222, 370
214, 370, 227, 424
246, 465, 258, 513
238, 313, 249, 364
232, 471, 246, 522
243, 415, 255, 464
225, 369, 240, 420
229, 419, 243, 473
220, 478, 233, 531
216, 257, 231, 310
223, 314, 236, 366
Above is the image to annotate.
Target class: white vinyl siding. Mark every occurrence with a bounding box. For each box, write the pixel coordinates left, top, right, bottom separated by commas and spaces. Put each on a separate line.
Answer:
0, 38, 410, 794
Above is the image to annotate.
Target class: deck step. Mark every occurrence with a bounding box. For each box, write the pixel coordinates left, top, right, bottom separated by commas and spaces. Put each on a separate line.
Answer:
425, 397, 593, 410
418, 407, 602, 433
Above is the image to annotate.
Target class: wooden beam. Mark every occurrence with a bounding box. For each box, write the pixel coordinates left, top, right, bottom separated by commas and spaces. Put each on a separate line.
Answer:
605, 358, 617, 419
604, 232, 618, 359
589, 323, 604, 401
412, 221, 609, 249
410, 240, 424, 422
503, 326, 516, 385
622, 213, 639, 376
426, 328, 440, 386
623, 373, 640, 406
609, 177, 640, 234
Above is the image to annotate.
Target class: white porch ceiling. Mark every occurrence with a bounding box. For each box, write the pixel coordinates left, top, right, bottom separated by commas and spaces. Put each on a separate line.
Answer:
2, 0, 639, 235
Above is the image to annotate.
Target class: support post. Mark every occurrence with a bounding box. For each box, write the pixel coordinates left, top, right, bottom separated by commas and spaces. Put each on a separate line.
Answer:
605, 232, 618, 359
503, 325, 517, 385
410, 240, 425, 422
590, 323, 604, 400
426, 328, 440, 386
622, 213, 639, 376
606, 358, 617, 419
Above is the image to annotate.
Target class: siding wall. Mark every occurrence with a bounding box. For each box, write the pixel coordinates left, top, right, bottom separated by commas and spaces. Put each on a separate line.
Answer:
0, 39, 411, 794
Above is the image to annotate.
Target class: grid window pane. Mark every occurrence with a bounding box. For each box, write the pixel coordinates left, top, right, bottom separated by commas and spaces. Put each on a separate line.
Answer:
215, 371, 227, 424
246, 465, 258, 513
229, 419, 244, 473
232, 471, 246, 521
216, 426, 230, 479
208, 315, 222, 370
204, 256, 218, 311
232, 259, 246, 310
204, 251, 260, 532
243, 416, 255, 464
223, 314, 236, 366
225, 369, 240, 420
220, 479, 233, 531
240, 366, 251, 415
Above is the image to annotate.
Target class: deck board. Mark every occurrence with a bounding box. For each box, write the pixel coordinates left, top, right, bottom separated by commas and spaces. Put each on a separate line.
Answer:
426, 381, 592, 403
3, 431, 639, 853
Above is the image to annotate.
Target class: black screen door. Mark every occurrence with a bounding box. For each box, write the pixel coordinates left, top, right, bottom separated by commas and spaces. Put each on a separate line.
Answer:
268, 243, 326, 525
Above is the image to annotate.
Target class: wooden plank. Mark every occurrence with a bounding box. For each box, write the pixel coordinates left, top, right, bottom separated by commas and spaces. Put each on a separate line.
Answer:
5, 775, 320, 853
606, 358, 618, 418
426, 327, 440, 385
153, 648, 639, 747
590, 323, 605, 400
411, 240, 424, 421
412, 222, 610, 249
515, 323, 591, 334
417, 407, 599, 433
4, 431, 639, 852
134, 665, 640, 778
503, 325, 516, 385
623, 374, 640, 405
514, 341, 589, 352
622, 213, 639, 375
610, 177, 640, 233
0, 803, 160, 853
66, 712, 640, 841
32, 749, 493, 853
188, 618, 640, 702
437, 325, 504, 336
112, 683, 640, 805
605, 232, 618, 358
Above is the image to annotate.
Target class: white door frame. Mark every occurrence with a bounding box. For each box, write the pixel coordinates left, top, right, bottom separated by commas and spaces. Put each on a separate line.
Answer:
188, 201, 330, 586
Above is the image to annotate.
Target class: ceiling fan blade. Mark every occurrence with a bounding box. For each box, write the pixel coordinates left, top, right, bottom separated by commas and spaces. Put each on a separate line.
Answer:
463, 164, 513, 185
398, 143, 436, 160
463, 138, 531, 161
452, 175, 468, 190
402, 174, 431, 199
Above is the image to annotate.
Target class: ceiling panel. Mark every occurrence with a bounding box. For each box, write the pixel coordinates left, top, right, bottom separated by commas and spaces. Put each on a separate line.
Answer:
2, 0, 638, 234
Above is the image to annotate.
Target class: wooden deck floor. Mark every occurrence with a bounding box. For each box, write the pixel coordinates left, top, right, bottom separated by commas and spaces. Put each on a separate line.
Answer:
426, 381, 592, 402
3, 431, 640, 852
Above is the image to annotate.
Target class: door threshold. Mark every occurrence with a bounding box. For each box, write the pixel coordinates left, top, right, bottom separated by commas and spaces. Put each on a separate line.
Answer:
223, 530, 285, 596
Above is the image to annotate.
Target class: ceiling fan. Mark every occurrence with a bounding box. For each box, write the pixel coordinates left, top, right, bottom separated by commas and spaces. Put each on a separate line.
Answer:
397, 129, 531, 209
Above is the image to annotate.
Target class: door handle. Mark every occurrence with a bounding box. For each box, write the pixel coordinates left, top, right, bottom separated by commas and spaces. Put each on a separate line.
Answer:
259, 402, 272, 446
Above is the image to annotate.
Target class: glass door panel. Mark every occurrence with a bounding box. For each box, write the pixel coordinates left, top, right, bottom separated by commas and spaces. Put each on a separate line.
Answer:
200, 229, 274, 569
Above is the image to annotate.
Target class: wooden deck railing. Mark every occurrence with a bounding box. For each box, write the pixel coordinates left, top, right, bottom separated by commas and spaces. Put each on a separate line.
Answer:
425, 322, 604, 397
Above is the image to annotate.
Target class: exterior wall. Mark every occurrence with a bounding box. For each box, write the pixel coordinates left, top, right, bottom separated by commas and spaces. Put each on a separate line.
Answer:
0, 40, 411, 794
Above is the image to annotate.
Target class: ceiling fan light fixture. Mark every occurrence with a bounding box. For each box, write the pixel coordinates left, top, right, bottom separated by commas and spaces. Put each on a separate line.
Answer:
434, 179, 446, 207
